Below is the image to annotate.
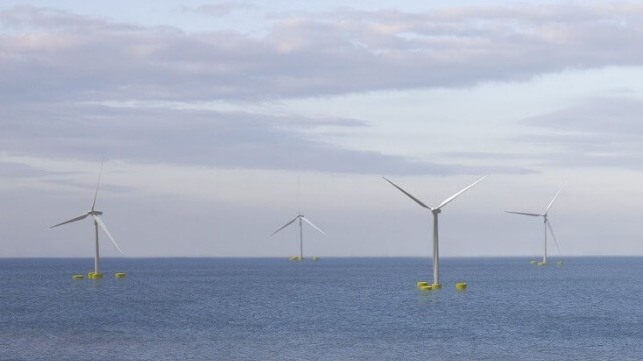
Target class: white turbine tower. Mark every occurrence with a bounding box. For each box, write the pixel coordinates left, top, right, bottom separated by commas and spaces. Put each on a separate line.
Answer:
505, 185, 564, 266
271, 212, 325, 261
51, 166, 123, 279
383, 176, 486, 288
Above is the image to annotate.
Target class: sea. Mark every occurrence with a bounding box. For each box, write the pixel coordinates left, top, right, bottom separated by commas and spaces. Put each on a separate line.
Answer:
1, 257, 641, 361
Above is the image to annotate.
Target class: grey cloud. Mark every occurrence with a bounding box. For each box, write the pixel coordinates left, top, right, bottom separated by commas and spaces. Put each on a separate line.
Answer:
525, 98, 643, 138
1, 102, 498, 175
3, 4, 643, 102
0, 162, 50, 178
518, 97, 643, 169
46, 177, 135, 195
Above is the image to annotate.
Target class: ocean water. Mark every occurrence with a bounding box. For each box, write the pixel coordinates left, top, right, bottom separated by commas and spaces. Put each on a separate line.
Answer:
1, 257, 642, 361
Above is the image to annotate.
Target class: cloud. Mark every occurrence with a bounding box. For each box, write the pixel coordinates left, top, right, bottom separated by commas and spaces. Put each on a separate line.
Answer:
525, 98, 643, 137
518, 97, 643, 169
1, 3, 636, 175
3, 4, 643, 103
0, 161, 50, 178
1, 101, 499, 175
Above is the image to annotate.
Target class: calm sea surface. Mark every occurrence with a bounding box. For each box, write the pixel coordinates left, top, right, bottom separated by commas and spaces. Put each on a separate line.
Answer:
1, 257, 642, 361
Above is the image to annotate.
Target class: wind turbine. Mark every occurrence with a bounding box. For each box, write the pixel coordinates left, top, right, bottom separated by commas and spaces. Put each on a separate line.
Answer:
51, 165, 123, 279
505, 185, 564, 266
383, 176, 486, 287
271, 212, 325, 261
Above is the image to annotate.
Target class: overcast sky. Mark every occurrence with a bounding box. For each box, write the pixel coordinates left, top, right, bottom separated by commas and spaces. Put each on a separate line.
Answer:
2, 1, 643, 259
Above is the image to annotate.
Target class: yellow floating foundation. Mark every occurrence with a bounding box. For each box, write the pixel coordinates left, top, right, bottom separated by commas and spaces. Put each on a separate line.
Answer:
431, 283, 442, 289
311, 256, 320, 261
88, 272, 103, 280
530, 260, 538, 264
416, 281, 429, 288
536, 261, 547, 266
419, 285, 433, 291
72, 274, 84, 280
455, 282, 467, 290
556, 261, 564, 266
288, 256, 302, 261
115, 272, 127, 278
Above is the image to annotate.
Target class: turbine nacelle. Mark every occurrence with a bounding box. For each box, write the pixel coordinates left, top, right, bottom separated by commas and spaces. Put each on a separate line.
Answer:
89, 210, 103, 216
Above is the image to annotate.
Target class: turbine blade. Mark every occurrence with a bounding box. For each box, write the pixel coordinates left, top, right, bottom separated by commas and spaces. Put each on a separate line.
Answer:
436, 175, 487, 210
504, 211, 542, 217
546, 219, 562, 255
382, 177, 431, 210
91, 161, 105, 212
301, 216, 326, 235
544, 184, 565, 215
50, 213, 89, 228
271, 216, 299, 236
92, 215, 123, 254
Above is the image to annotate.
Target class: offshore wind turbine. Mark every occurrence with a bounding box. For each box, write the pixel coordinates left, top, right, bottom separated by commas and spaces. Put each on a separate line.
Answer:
383, 176, 486, 287
51, 165, 123, 279
271, 212, 325, 261
505, 185, 564, 265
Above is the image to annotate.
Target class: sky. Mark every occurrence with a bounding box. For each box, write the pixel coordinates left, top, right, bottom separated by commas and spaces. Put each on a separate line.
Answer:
2, 0, 643, 258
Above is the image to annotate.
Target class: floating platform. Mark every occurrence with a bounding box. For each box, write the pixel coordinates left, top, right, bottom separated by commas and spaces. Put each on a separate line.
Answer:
311, 256, 320, 261
288, 256, 303, 261
88, 272, 103, 280
115, 272, 127, 278
72, 274, 84, 280
417, 281, 442, 291
536, 261, 547, 266
455, 282, 467, 290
